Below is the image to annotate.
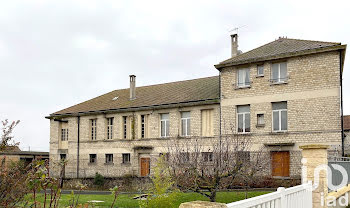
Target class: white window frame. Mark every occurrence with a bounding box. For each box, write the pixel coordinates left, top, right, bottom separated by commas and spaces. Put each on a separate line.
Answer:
272, 103, 288, 132
61, 129, 68, 141
181, 112, 191, 137
271, 62, 287, 83
257, 114, 265, 126
122, 153, 131, 164
141, 115, 146, 138
257, 65, 264, 76
91, 119, 97, 140
160, 113, 170, 138
237, 106, 250, 133
237, 68, 250, 88
107, 117, 113, 140
105, 154, 113, 164
123, 116, 127, 139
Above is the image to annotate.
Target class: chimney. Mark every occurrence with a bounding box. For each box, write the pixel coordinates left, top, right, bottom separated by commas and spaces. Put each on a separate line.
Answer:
231, 33, 238, 57
129, 75, 136, 100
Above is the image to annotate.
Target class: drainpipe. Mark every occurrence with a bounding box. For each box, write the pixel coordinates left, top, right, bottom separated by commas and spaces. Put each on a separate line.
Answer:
219, 72, 222, 138
340, 51, 344, 156
77, 116, 80, 178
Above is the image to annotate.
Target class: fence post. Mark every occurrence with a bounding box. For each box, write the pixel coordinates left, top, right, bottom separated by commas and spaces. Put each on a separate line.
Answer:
277, 187, 286, 208
300, 144, 329, 208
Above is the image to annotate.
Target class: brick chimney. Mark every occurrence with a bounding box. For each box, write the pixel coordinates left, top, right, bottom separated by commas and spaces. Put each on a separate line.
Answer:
231, 34, 238, 57
129, 75, 136, 100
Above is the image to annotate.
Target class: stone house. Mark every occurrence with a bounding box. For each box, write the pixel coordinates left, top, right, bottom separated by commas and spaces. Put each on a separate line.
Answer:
0, 147, 49, 167
343, 115, 350, 155
47, 35, 346, 179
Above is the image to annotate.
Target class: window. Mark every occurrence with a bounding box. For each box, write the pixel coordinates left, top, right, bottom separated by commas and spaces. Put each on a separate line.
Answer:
160, 113, 170, 137
141, 115, 147, 138
60, 154, 67, 160
61, 129, 68, 141
91, 119, 97, 140
89, 154, 97, 163
257, 114, 265, 126
105, 154, 113, 164
271, 62, 287, 83
237, 105, 250, 133
201, 109, 214, 137
237, 151, 250, 164
257, 65, 264, 76
123, 116, 127, 139
272, 102, 288, 132
107, 117, 113, 140
181, 112, 191, 136
122, 153, 130, 164
202, 152, 213, 162
237, 68, 250, 87
180, 152, 190, 163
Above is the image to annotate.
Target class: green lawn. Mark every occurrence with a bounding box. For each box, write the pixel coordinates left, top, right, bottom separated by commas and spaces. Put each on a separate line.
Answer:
24, 191, 270, 208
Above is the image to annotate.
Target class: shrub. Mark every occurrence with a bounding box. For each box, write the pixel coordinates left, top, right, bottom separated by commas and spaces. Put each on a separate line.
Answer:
139, 155, 179, 208
94, 172, 105, 187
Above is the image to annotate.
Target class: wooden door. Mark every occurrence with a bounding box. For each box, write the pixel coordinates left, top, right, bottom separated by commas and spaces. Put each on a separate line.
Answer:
140, 158, 150, 177
271, 151, 290, 177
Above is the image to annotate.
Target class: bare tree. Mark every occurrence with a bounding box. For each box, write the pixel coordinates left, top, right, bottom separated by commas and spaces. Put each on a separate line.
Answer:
0, 119, 20, 151
165, 134, 269, 202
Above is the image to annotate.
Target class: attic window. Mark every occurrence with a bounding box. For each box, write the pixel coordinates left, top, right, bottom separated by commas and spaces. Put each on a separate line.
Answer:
112, 97, 119, 101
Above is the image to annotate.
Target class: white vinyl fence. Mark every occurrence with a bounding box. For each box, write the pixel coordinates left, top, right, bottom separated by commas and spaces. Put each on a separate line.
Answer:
227, 182, 312, 208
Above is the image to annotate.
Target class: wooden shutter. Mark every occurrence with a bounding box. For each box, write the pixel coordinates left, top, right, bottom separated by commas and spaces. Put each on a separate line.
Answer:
201, 109, 214, 137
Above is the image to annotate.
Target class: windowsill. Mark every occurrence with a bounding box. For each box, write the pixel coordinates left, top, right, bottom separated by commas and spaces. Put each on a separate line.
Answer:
235, 132, 252, 135
270, 81, 288, 86
256, 75, 264, 78
103, 139, 115, 142
270, 131, 288, 135
256, 124, 265, 128
235, 85, 251, 90
104, 162, 114, 166
88, 162, 97, 166
121, 162, 131, 166
272, 176, 290, 179
87, 140, 99, 143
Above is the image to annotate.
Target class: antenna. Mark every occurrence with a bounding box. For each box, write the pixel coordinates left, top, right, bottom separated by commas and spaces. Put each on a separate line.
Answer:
228, 25, 246, 35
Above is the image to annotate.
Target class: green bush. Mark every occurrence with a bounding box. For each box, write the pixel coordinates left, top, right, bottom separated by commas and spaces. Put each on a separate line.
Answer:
139, 155, 179, 208
94, 172, 105, 187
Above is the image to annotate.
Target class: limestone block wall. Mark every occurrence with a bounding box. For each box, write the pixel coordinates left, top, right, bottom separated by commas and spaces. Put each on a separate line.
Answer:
49, 104, 220, 178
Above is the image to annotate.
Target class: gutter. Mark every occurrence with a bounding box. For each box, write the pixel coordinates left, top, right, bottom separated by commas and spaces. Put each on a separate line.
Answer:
46, 98, 220, 119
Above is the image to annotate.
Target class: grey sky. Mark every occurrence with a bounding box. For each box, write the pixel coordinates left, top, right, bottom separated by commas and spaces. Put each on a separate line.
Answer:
1, 0, 349, 151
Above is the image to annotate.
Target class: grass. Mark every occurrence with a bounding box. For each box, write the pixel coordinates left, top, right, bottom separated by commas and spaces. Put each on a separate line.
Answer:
25, 191, 270, 208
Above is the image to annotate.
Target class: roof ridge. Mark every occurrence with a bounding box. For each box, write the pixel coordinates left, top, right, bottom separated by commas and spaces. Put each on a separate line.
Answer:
278, 37, 340, 45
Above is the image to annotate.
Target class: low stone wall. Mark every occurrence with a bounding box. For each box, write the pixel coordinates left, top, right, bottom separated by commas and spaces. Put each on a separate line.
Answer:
63, 177, 152, 192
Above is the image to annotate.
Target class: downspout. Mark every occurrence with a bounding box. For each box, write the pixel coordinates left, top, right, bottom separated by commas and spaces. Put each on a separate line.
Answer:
340, 51, 344, 156
219, 71, 222, 138
77, 116, 80, 178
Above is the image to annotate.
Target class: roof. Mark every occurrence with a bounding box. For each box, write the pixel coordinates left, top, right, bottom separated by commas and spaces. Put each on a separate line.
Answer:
48, 76, 220, 117
215, 37, 346, 69
344, 115, 350, 131
0, 151, 49, 156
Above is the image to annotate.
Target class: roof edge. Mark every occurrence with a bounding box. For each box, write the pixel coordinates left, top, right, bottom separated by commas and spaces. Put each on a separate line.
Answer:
214, 44, 346, 70
46, 98, 220, 119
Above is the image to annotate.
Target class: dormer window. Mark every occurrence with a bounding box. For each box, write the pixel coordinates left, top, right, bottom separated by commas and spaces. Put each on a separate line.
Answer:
237, 68, 250, 88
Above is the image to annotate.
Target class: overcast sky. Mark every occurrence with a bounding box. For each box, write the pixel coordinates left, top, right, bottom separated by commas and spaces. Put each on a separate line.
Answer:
1, 0, 350, 152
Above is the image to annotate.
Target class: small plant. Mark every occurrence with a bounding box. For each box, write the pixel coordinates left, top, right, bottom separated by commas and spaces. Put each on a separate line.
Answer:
110, 186, 119, 208
94, 172, 105, 187
139, 155, 179, 208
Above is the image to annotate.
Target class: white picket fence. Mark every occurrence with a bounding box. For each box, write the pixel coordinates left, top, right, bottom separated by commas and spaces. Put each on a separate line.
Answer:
227, 182, 313, 208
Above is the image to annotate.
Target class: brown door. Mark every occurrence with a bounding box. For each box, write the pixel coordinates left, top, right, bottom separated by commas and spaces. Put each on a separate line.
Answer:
271, 151, 290, 177
140, 158, 150, 177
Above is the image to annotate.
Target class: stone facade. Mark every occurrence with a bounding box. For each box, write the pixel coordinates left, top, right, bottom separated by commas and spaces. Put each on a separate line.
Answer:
49, 39, 344, 180
219, 51, 342, 177
50, 104, 220, 178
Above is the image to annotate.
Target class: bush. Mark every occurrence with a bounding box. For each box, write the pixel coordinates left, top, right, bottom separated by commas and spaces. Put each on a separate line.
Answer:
139, 155, 179, 208
94, 172, 105, 187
